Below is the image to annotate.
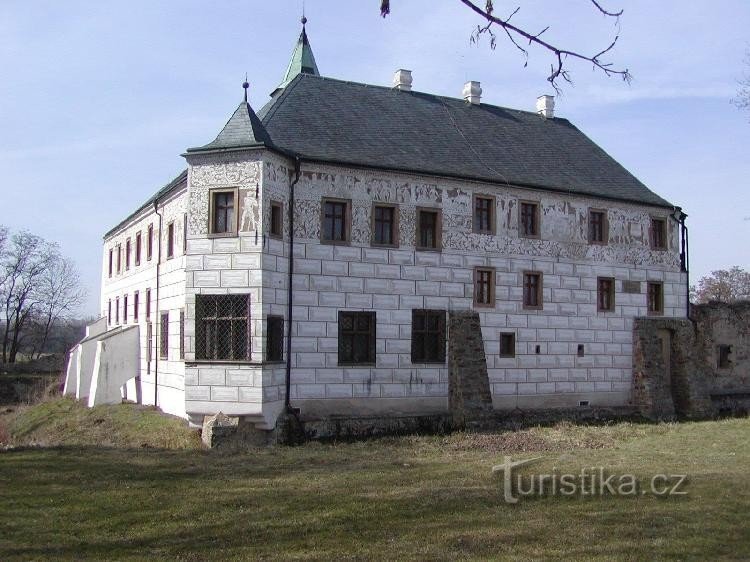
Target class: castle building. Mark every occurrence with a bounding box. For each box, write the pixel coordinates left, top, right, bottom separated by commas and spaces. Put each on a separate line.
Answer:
64, 21, 689, 430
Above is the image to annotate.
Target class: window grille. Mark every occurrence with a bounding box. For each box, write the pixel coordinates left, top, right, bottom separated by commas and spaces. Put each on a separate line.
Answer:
195, 294, 251, 361
160, 312, 169, 359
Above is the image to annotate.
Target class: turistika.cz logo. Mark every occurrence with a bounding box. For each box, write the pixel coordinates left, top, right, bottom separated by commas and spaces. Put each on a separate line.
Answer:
492, 456, 688, 504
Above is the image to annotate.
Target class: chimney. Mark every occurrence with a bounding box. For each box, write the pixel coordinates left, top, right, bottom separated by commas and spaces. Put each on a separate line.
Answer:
393, 69, 413, 91
462, 81, 482, 105
536, 95, 555, 118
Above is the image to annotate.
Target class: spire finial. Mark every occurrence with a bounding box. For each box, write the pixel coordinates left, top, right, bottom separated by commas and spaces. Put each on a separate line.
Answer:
301, 0, 307, 25
242, 74, 249, 102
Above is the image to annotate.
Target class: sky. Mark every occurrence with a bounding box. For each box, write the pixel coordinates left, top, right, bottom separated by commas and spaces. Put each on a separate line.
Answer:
1, 1, 748, 316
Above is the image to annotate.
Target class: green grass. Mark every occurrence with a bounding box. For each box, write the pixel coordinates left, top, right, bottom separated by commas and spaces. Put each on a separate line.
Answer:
0, 400, 748, 560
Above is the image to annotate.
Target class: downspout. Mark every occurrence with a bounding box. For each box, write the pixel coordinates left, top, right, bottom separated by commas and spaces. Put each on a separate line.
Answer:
285, 157, 301, 411
671, 207, 689, 318
153, 199, 163, 407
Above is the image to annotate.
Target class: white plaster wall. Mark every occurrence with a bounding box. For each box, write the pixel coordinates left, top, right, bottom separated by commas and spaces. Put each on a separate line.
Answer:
88, 325, 140, 407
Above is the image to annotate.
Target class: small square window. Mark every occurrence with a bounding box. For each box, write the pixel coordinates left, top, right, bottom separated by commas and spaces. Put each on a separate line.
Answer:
338, 311, 376, 365
473, 195, 495, 235
589, 209, 608, 244
166, 222, 174, 259
500, 333, 515, 358
651, 218, 667, 250
411, 309, 446, 363
267, 315, 284, 362
597, 277, 615, 312
717, 345, 732, 369
647, 282, 663, 315
519, 201, 540, 238
270, 201, 283, 238
416, 208, 441, 250
372, 204, 398, 247
474, 267, 495, 307
321, 199, 350, 244
523, 271, 543, 309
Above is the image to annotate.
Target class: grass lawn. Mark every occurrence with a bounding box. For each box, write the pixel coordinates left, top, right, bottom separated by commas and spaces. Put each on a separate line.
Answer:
0, 399, 748, 560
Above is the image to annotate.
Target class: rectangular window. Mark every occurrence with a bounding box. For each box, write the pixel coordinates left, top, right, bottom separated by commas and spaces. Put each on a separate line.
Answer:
123, 294, 128, 323
321, 198, 350, 244
160, 312, 169, 360
372, 204, 398, 246
108, 249, 113, 277
597, 277, 615, 312
108, 299, 112, 325
411, 309, 446, 363
473, 195, 495, 235
266, 315, 284, 362
589, 209, 607, 244
717, 345, 732, 369
146, 321, 152, 373
115, 297, 120, 324
147, 224, 154, 261
647, 282, 663, 315
651, 217, 667, 250
179, 310, 185, 360
146, 288, 151, 319
270, 201, 283, 238
416, 208, 441, 250
338, 311, 376, 365
166, 222, 174, 259
135, 231, 142, 266
195, 294, 251, 361
125, 239, 131, 270
523, 271, 543, 309
474, 267, 495, 307
183, 213, 188, 253
134, 291, 139, 322
116, 244, 122, 274
500, 333, 516, 358
210, 189, 236, 235
519, 201, 540, 238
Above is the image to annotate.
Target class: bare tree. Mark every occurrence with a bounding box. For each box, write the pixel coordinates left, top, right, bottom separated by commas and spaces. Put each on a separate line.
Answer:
380, 0, 630, 92
691, 266, 750, 304
732, 48, 750, 119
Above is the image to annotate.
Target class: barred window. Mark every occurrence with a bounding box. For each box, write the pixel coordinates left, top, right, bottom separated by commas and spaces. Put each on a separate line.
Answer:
411, 309, 446, 363
266, 315, 284, 362
500, 333, 515, 357
417, 209, 441, 250
474, 267, 495, 306
597, 277, 615, 312
647, 282, 663, 315
373, 204, 397, 246
211, 190, 236, 234
160, 312, 169, 359
520, 201, 539, 237
195, 294, 251, 361
322, 199, 349, 243
523, 271, 543, 309
589, 210, 607, 244
135, 231, 142, 265
270, 201, 283, 238
338, 311, 375, 365
473, 195, 495, 234
179, 310, 185, 360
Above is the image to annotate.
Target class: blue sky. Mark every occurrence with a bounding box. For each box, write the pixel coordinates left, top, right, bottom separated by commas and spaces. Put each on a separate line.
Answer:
1, 1, 748, 315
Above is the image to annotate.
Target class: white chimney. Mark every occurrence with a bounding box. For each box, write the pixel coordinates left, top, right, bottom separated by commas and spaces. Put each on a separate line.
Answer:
462, 81, 482, 105
536, 94, 555, 118
393, 69, 413, 91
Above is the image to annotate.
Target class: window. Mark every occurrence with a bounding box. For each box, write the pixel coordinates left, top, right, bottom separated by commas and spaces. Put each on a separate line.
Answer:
135, 231, 142, 266
473, 195, 495, 235
125, 239, 131, 270
108, 299, 112, 324
160, 312, 169, 359
474, 267, 495, 307
210, 189, 237, 235
597, 277, 615, 312
717, 345, 732, 369
372, 204, 398, 246
270, 201, 283, 238
500, 333, 515, 358
115, 297, 120, 324
266, 315, 284, 362
116, 244, 122, 274
134, 291, 139, 322
338, 311, 376, 365
147, 224, 153, 261
108, 249, 113, 277
589, 209, 608, 244
195, 294, 251, 361
183, 213, 188, 253
146, 288, 151, 319
146, 321, 152, 373
523, 271, 543, 309
416, 208, 441, 250
123, 294, 128, 323
651, 217, 667, 250
647, 282, 663, 315
166, 222, 174, 259
411, 309, 446, 363
179, 310, 185, 360
519, 201, 540, 238
321, 198, 350, 244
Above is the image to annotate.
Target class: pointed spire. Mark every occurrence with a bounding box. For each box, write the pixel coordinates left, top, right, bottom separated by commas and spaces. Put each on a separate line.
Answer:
271, 15, 320, 95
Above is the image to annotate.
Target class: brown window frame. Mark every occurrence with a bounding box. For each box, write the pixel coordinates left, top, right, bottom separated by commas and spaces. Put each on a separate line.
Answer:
133, 291, 139, 322
474, 267, 496, 307
166, 221, 174, 259
371, 203, 399, 247
195, 294, 252, 361
135, 231, 142, 266
500, 332, 516, 358
597, 277, 615, 312
108, 249, 113, 277
266, 315, 284, 362
473, 194, 496, 235
320, 198, 352, 245
522, 271, 544, 310
338, 311, 376, 366
269, 201, 283, 239
147, 224, 154, 261
125, 238, 131, 270
411, 309, 446, 364
416, 207, 442, 251
160, 311, 169, 360
588, 209, 608, 245
647, 282, 664, 315
208, 188, 239, 237
519, 200, 541, 239
650, 217, 667, 251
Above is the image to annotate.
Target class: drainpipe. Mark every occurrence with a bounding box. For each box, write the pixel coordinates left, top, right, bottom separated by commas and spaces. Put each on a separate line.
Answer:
153, 199, 163, 408
671, 207, 689, 318
285, 157, 301, 411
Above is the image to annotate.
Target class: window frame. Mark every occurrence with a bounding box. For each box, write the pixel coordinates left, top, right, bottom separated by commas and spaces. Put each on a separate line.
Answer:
500, 332, 516, 358
371, 202, 399, 248
266, 315, 284, 363
650, 217, 668, 251
146, 321, 152, 373
194, 294, 252, 362
473, 194, 496, 235
135, 231, 142, 266
108, 249, 113, 278
179, 309, 185, 360
160, 311, 169, 360
115, 296, 120, 324
416, 207, 442, 251
108, 299, 112, 325
647, 281, 664, 315
116, 244, 122, 274
183, 213, 188, 254
597, 277, 616, 312
588, 208, 609, 245
208, 187, 239, 237
133, 291, 139, 322
519, 200, 541, 239
145, 288, 151, 319
320, 197, 352, 245
473, 267, 496, 308
522, 271, 544, 310
147, 224, 154, 261
166, 221, 174, 259
338, 311, 376, 366
123, 294, 128, 323
269, 201, 284, 239
125, 238, 131, 270
411, 309, 446, 364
